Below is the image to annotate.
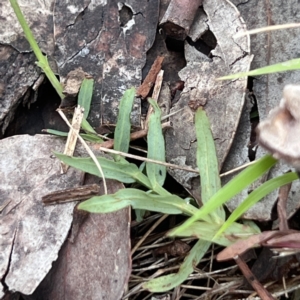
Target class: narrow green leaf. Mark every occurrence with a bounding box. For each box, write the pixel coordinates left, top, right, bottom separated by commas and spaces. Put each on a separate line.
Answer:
9, 0, 64, 99
114, 87, 136, 157
44, 129, 68, 137
172, 221, 260, 246
219, 58, 300, 80
80, 133, 103, 143
143, 239, 211, 292
78, 189, 199, 216
54, 153, 152, 188
78, 78, 94, 119
135, 209, 146, 222
44, 129, 103, 143
146, 99, 167, 189
195, 108, 225, 222
169, 155, 277, 236
214, 172, 298, 238
81, 118, 97, 134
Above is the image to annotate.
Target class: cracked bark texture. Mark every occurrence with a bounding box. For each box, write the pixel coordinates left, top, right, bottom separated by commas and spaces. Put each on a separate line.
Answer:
0, 1, 157, 297
165, 0, 252, 203
31, 179, 131, 300
0, 136, 131, 299
0, 135, 79, 296
0, 0, 159, 135
0, 1, 54, 135
54, 0, 159, 127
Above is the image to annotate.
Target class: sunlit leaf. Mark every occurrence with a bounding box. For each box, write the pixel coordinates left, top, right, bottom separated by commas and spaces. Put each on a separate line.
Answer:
9, 0, 64, 99
218, 58, 300, 80
173, 220, 260, 246
214, 172, 298, 238
169, 155, 277, 236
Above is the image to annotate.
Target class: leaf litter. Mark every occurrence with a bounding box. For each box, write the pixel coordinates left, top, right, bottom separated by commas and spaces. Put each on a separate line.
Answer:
3, 0, 300, 299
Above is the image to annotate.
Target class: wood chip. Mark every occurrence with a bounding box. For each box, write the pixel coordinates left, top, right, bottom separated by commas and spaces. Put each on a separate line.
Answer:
160, 0, 203, 40
42, 184, 101, 205
136, 56, 164, 99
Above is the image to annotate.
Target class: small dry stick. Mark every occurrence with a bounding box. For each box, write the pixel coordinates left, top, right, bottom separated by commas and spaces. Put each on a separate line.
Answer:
277, 181, 292, 231
98, 121, 170, 149
219, 161, 256, 177
131, 214, 169, 256
57, 109, 108, 194
144, 69, 164, 130
61, 105, 84, 173
235, 23, 300, 38
92, 145, 199, 174
234, 255, 276, 300
42, 184, 101, 205
160, 0, 203, 40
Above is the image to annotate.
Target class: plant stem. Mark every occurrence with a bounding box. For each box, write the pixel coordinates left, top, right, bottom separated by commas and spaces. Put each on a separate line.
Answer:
9, 0, 64, 99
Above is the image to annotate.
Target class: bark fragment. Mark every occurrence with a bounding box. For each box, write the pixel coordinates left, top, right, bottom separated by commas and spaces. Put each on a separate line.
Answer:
165, 0, 252, 201
160, 0, 203, 40
137, 56, 164, 99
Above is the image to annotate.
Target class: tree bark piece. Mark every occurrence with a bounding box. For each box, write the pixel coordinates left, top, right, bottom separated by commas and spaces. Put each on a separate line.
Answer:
31, 179, 131, 300
0, 1, 54, 136
165, 0, 252, 202
0, 135, 82, 295
136, 56, 164, 99
54, 0, 160, 126
160, 0, 203, 40
42, 184, 101, 205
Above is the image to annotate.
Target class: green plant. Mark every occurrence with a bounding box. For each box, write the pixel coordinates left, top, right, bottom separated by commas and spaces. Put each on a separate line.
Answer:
11, 0, 300, 292
10, 0, 100, 143
9, 0, 63, 99
218, 58, 300, 80
56, 93, 298, 291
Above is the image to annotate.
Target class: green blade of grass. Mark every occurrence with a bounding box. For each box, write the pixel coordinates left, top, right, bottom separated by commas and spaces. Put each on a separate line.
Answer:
195, 108, 225, 223
144, 107, 227, 292
9, 0, 64, 99
219, 58, 300, 80
214, 172, 298, 238
78, 78, 94, 119
54, 152, 152, 188
146, 99, 166, 190
43, 129, 68, 137
80, 133, 104, 143
171, 220, 260, 246
81, 118, 98, 135
143, 239, 211, 292
44, 129, 103, 143
78, 188, 199, 216
169, 155, 277, 237
113, 87, 136, 159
